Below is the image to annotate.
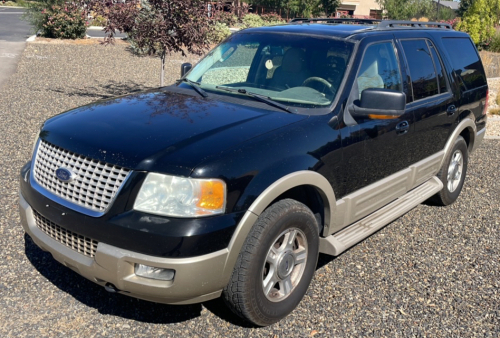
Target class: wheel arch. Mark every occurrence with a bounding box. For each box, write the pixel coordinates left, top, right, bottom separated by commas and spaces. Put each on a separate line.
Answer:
441, 117, 476, 169
220, 170, 336, 284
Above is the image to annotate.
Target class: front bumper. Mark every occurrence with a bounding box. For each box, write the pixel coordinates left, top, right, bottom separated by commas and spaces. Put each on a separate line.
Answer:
20, 191, 229, 304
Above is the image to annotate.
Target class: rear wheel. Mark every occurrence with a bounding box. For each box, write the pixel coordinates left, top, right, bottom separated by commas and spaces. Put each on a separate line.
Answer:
430, 135, 468, 206
223, 199, 319, 326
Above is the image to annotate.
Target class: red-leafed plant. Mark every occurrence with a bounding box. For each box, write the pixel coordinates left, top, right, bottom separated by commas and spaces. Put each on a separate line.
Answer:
90, 0, 212, 86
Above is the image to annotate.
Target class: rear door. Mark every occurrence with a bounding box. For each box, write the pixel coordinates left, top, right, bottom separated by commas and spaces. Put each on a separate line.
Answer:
397, 37, 455, 163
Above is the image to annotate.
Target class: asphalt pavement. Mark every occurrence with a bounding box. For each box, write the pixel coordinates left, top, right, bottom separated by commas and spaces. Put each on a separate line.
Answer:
0, 7, 32, 89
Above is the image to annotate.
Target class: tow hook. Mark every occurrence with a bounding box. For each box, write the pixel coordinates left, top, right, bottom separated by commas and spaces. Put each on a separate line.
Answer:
104, 283, 119, 293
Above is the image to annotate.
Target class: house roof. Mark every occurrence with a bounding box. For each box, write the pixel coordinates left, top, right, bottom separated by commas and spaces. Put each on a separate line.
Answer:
433, 0, 460, 10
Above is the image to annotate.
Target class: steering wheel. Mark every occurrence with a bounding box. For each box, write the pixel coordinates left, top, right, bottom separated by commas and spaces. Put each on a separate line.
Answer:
302, 77, 335, 95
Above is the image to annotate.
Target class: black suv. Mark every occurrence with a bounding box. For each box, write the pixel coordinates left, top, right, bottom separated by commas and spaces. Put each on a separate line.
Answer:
19, 20, 488, 326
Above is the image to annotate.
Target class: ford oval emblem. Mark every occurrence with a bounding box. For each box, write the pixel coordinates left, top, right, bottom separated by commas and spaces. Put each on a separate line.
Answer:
55, 167, 75, 183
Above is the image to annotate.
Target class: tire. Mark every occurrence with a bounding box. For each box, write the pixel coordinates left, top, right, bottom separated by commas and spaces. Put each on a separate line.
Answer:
430, 135, 468, 206
223, 199, 319, 326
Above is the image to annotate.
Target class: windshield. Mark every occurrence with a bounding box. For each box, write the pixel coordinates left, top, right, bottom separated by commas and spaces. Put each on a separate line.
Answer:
185, 32, 354, 109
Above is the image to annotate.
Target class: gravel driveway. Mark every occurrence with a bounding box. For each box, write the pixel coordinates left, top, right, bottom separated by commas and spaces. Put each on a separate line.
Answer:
0, 41, 499, 337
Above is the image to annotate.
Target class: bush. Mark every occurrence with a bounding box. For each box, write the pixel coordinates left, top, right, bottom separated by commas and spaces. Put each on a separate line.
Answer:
261, 13, 285, 24
24, 0, 89, 38
488, 30, 500, 52
207, 22, 231, 44
39, 5, 88, 39
213, 11, 238, 27
455, 0, 496, 46
242, 13, 265, 28
90, 14, 107, 27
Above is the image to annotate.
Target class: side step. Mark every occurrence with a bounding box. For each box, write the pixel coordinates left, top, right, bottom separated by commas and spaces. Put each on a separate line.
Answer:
319, 176, 443, 256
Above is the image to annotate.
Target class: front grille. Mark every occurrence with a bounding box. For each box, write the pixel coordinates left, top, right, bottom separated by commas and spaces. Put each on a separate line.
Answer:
34, 210, 98, 258
33, 140, 131, 213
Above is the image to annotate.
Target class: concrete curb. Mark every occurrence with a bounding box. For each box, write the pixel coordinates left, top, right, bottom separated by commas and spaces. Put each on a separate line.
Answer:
26, 35, 36, 42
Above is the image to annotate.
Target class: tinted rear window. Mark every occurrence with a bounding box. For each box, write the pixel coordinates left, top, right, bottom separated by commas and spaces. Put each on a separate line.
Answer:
442, 37, 487, 90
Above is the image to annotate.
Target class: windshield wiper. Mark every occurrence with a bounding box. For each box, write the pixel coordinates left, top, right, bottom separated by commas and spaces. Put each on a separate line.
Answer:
177, 78, 208, 98
215, 86, 293, 113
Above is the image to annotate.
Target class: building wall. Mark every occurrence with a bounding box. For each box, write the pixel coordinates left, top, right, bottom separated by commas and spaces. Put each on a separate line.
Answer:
337, 0, 381, 18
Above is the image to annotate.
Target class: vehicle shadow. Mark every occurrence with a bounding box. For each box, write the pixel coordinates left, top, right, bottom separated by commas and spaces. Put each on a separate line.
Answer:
24, 233, 339, 327
49, 80, 155, 100
24, 234, 203, 324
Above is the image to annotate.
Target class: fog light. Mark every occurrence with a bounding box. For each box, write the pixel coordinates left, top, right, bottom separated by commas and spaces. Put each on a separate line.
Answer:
134, 264, 175, 281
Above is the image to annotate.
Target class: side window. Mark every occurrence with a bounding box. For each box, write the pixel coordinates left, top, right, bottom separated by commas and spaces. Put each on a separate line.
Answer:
442, 37, 487, 90
401, 39, 438, 101
429, 42, 448, 94
357, 42, 402, 97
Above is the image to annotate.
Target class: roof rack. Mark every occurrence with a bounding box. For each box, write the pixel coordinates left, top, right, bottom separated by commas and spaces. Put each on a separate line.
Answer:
290, 18, 382, 25
377, 20, 452, 29
289, 18, 453, 30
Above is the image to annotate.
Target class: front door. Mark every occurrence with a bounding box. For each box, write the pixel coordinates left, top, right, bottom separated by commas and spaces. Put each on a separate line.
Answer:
342, 37, 414, 195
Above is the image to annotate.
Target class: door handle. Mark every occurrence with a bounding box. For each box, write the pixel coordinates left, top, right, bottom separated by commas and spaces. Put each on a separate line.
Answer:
447, 105, 457, 115
396, 120, 409, 135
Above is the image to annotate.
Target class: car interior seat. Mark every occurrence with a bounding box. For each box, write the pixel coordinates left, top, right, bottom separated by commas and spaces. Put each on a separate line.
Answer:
269, 48, 311, 90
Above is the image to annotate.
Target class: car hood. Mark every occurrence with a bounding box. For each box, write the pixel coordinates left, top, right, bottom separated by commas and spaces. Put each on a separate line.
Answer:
40, 88, 307, 176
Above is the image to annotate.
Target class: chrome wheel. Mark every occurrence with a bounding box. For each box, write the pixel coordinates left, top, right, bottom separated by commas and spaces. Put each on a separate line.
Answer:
447, 149, 463, 193
262, 228, 308, 302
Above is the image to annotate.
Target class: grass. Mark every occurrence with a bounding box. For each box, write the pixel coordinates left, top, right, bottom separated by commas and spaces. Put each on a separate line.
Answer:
1, 0, 29, 7
490, 107, 500, 115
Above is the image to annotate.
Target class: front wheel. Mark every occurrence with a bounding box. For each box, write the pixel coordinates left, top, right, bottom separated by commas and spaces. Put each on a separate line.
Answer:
223, 199, 319, 326
430, 135, 468, 206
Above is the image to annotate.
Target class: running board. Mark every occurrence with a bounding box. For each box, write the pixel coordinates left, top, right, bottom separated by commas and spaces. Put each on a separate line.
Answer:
319, 176, 443, 256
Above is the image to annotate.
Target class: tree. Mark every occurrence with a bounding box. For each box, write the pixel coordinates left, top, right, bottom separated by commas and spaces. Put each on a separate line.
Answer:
457, 0, 473, 18
456, 0, 499, 46
376, 0, 434, 20
317, 0, 341, 17
92, 0, 212, 86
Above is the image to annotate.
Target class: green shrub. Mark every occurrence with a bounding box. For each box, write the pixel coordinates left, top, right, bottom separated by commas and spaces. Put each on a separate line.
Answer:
488, 31, 500, 53
24, 0, 89, 38
261, 13, 285, 25
242, 13, 265, 28
39, 5, 88, 39
207, 22, 231, 44
90, 14, 107, 27
456, 0, 496, 46
213, 11, 238, 27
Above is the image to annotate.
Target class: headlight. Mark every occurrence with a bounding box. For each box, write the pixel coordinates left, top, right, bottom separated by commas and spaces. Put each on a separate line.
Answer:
133, 173, 226, 217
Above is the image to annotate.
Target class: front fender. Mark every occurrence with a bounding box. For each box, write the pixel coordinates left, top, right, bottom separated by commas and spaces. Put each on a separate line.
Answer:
220, 170, 337, 287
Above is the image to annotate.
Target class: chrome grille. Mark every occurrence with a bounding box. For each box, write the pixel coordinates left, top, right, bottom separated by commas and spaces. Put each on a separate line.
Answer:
34, 210, 98, 258
33, 140, 131, 213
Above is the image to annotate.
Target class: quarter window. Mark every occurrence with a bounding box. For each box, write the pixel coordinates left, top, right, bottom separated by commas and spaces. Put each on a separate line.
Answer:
401, 39, 439, 101
442, 37, 487, 90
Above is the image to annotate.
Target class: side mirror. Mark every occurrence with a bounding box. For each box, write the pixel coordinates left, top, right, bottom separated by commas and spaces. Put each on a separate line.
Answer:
180, 63, 192, 77
350, 88, 406, 119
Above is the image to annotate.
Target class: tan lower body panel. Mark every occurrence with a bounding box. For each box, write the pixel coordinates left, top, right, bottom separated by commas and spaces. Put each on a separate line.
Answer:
330, 151, 444, 234
319, 176, 443, 256
19, 192, 228, 305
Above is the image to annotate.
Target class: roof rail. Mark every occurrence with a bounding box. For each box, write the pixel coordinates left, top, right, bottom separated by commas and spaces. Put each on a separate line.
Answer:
377, 20, 452, 30
290, 18, 382, 25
